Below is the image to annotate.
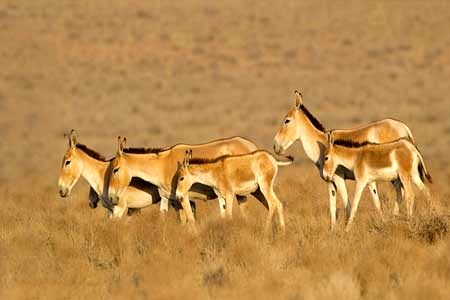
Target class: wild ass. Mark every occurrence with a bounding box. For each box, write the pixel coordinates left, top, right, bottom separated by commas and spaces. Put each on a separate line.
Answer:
175, 150, 292, 233
322, 131, 432, 231
273, 91, 417, 229
108, 136, 258, 221
57, 130, 190, 218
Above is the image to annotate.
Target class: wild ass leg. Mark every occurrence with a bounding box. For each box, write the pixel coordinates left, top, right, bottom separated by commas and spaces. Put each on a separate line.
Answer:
367, 182, 383, 220
179, 197, 198, 233
269, 187, 285, 234
398, 173, 414, 218
345, 180, 367, 232
392, 180, 403, 216
237, 195, 249, 220
160, 196, 169, 213
218, 196, 226, 218
328, 182, 337, 230
333, 175, 351, 221
225, 193, 235, 220
411, 171, 432, 207
258, 181, 277, 234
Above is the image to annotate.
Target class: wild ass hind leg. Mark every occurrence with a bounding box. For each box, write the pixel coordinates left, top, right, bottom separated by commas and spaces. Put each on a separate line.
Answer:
411, 171, 432, 210
367, 181, 383, 221
399, 173, 415, 218
258, 180, 281, 235
345, 179, 368, 232
333, 175, 351, 222
391, 180, 403, 216
237, 195, 249, 220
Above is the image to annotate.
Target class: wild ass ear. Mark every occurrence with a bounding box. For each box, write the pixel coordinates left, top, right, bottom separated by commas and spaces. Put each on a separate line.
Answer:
294, 90, 303, 107
183, 150, 192, 168
69, 129, 77, 148
326, 131, 334, 146
117, 136, 126, 156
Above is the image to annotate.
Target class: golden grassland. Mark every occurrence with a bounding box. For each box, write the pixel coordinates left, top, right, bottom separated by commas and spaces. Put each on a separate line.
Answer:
1, 1, 450, 299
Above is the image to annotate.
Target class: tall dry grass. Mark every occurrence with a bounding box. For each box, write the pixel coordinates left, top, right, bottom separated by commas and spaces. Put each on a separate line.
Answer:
1, 166, 449, 299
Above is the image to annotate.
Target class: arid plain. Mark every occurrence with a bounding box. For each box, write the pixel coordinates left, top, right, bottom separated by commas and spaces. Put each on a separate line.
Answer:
1, 1, 449, 299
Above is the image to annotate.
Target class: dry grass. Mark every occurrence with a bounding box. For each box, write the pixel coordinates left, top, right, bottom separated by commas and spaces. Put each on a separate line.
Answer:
1, 0, 450, 299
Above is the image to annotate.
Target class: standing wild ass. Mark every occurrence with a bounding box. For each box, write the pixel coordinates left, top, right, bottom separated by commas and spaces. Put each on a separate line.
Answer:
273, 91, 417, 229
58, 130, 164, 218
322, 131, 432, 231
107, 136, 258, 222
175, 150, 293, 233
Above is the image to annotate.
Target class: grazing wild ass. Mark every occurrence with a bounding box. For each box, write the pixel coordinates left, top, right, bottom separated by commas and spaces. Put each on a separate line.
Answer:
175, 150, 293, 233
108, 136, 258, 221
58, 130, 180, 218
273, 91, 417, 229
322, 131, 432, 231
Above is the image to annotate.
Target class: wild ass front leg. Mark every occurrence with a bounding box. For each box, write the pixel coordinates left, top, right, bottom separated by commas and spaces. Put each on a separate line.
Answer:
328, 182, 337, 230
159, 196, 169, 213
179, 197, 198, 234
345, 181, 367, 232
225, 194, 235, 220
218, 195, 226, 218
333, 175, 351, 221
367, 182, 383, 220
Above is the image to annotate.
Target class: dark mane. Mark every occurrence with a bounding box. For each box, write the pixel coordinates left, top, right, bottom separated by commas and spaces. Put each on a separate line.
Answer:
333, 139, 374, 148
299, 104, 326, 132
189, 155, 231, 165
76, 144, 109, 161
123, 147, 169, 154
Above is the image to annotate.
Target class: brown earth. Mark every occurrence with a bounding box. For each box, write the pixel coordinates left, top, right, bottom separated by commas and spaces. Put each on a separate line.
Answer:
1, 1, 449, 299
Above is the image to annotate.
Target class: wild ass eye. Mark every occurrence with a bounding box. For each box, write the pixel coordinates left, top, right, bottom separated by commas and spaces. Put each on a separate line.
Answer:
284, 119, 291, 125
113, 168, 120, 174
324, 156, 329, 161
180, 177, 184, 181
65, 160, 71, 166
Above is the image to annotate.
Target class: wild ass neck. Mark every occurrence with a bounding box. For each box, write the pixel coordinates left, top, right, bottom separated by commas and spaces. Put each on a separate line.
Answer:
77, 149, 108, 195
296, 110, 327, 164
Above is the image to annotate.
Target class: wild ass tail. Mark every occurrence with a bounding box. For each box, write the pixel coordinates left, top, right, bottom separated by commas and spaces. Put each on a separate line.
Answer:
415, 147, 432, 184
405, 125, 416, 145
276, 155, 294, 166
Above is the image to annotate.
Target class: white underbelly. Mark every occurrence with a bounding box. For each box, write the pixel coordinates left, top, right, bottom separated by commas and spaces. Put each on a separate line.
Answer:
369, 167, 398, 182
234, 180, 259, 195
126, 193, 154, 208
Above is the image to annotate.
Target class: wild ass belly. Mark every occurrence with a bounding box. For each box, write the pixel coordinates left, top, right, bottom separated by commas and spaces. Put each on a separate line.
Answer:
367, 166, 399, 182
124, 188, 155, 208
233, 179, 259, 196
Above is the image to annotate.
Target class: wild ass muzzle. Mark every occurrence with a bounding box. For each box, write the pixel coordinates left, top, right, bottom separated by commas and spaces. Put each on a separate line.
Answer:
322, 131, 432, 232
273, 90, 418, 230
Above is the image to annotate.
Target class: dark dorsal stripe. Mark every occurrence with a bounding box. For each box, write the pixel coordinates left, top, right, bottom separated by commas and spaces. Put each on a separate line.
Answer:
299, 104, 325, 132
76, 144, 109, 161
333, 139, 375, 148
189, 155, 231, 165
123, 147, 169, 154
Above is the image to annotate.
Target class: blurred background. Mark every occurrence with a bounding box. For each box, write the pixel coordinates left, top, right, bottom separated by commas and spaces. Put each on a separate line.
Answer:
1, 0, 449, 187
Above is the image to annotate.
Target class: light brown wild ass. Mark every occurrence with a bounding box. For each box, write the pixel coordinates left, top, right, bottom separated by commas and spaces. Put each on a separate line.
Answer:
57, 130, 190, 218
322, 132, 432, 231
107, 136, 258, 222
273, 91, 417, 229
175, 150, 293, 233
